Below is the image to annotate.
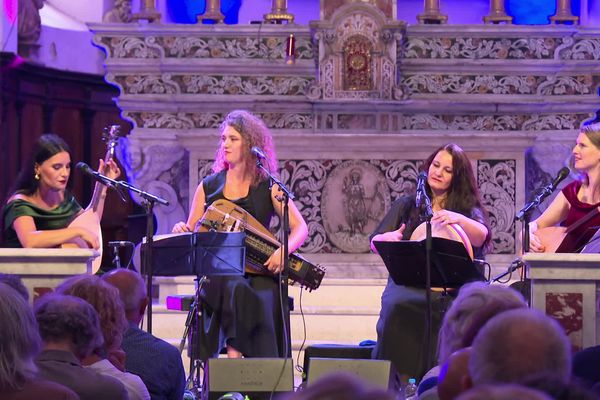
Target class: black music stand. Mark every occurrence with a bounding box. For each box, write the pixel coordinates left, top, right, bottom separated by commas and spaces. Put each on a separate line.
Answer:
145, 231, 245, 398
373, 238, 484, 289
150, 231, 246, 277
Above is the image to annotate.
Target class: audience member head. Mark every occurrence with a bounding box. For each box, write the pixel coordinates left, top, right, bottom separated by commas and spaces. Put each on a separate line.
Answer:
437, 282, 527, 365
468, 308, 571, 385
102, 269, 148, 324
11, 133, 73, 196
438, 347, 472, 400
286, 372, 395, 400
0, 273, 29, 301
34, 293, 104, 360
0, 283, 40, 391
521, 372, 599, 400
55, 275, 128, 353
455, 384, 552, 400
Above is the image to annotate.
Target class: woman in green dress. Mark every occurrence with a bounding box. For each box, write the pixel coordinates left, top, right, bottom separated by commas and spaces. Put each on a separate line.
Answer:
2, 134, 118, 248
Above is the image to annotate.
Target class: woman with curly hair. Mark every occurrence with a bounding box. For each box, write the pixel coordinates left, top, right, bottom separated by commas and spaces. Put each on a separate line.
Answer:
370, 143, 491, 379
56, 275, 150, 400
172, 110, 308, 359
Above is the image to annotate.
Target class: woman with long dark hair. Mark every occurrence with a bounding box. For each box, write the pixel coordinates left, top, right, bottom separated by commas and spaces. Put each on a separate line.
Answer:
370, 143, 491, 379
172, 110, 308, 359
2, 134, 119, 248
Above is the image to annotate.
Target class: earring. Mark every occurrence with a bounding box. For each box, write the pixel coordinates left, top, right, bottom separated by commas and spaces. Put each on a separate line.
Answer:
34, 172, 40, 180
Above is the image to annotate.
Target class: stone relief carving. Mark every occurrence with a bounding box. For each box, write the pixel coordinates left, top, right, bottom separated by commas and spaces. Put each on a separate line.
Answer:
117, 138, 187, 234
190, 157, 512, 255
113, 74, 314, 96
322, 161, 390, 253
402, 74, 599, 96
478, 160, 516, 254
97, 35, 313, 60
400, 113, 590, 131
310, 2, 404, 100
103, 37, 163, 59
123, 112, 313, 130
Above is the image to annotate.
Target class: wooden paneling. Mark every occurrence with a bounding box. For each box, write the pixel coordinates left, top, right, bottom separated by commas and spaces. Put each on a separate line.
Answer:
0, 52, 134, 271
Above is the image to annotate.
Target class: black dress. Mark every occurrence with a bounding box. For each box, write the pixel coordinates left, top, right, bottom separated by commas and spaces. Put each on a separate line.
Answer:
196, 171, 287, 359
370, 196, 485, 379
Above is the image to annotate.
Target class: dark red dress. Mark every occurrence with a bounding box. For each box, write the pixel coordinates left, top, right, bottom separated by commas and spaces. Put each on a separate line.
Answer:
558, 180, 600, 252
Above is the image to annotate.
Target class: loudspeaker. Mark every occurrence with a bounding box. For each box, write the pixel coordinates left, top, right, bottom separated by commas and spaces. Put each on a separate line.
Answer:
306, 358, 399, 391
207, 358, 294, 400
303, 344, 375, 381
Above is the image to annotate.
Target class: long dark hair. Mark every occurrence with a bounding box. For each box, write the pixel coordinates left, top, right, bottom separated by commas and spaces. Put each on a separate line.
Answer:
10, 134, 72, 196
421, 143, 492, 250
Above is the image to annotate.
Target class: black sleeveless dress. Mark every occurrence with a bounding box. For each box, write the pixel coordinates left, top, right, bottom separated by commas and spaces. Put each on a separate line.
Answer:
196, 171, 288, 359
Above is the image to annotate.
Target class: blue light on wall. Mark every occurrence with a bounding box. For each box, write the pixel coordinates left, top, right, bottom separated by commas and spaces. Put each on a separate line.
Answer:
167, 0, 241, 24
507, 0, 580, 24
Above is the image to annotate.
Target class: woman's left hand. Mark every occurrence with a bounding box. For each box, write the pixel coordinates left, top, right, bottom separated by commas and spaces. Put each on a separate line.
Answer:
431, 209, 463, 226
264, 247, 285, 274
99, 159, 121, 180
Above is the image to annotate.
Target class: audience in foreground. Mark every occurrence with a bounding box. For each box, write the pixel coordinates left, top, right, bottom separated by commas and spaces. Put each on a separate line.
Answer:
0, 283, 79, 400
34, 292, 127, 400
103, 269, 186, 400
56, 275, 150, 400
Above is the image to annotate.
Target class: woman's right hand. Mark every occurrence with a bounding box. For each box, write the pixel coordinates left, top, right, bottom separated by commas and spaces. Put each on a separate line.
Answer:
370, 224, 406, 253
528, 222, 545, 253
172, 221, 191, 233
77, 227, 100, 250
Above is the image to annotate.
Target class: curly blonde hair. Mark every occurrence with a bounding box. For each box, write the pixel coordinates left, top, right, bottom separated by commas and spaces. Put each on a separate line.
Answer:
212, 110, 278, 185
56, 275, 128, 353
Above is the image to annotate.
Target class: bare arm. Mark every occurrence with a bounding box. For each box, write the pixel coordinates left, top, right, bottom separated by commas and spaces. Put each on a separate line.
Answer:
264, 185, 309, 273
529, 192, 571, 252
431, 210, 489, 248
172, 183, 206, 233
12, 215, 99, 249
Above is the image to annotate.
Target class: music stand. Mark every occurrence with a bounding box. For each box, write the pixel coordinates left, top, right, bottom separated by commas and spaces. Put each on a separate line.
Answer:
144, 231, 246, 397
373, 238, 484, 289
150, 231, 245, 277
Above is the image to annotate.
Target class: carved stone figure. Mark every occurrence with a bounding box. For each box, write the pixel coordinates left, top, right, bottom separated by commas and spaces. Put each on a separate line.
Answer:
103, 0, 133, 23
18, 0, 43, 44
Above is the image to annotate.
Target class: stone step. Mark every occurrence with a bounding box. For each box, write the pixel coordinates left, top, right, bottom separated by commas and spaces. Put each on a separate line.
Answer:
149, 304, 380, 344
154, 276, 387, 308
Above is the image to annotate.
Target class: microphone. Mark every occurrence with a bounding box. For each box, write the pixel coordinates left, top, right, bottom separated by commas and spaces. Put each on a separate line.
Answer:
415, 171, 428, 208
251, 146, 267, 160
76, 162, 115, 187
548, 167, 570, 192
515, 166, 570, 221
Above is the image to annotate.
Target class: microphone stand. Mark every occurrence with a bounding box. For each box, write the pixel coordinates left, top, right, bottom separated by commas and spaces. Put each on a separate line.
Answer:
255, 160, 294, 359
420, 191, 435, 372
113, 179, 169, 334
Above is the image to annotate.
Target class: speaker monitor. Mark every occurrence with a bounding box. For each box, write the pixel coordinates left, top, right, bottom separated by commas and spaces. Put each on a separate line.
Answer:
207, 358, 294, 400
306, 358, 399, 391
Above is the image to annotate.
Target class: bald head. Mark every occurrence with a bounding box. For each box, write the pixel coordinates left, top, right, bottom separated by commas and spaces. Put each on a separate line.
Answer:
102, 269, 147, 323
468, 308, 571, 385
438, 347, 472, 400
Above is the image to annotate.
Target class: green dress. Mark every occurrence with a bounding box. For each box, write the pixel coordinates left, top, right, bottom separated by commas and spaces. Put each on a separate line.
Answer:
2, 195, 82, 248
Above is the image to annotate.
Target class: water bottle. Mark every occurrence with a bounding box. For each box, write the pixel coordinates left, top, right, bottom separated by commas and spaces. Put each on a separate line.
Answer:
405, 378, 418, 399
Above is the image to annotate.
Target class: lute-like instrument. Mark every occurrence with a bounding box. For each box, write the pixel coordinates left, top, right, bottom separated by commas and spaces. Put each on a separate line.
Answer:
61, 125, 121, 274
